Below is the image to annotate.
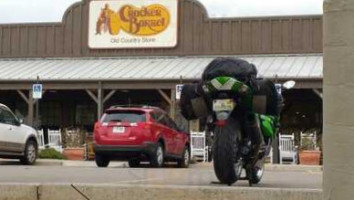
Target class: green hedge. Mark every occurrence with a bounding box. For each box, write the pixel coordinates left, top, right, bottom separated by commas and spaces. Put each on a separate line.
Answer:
39, 148, 66, 160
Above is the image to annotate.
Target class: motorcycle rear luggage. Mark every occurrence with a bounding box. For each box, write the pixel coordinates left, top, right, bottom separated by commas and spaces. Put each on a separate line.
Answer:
180, 83, 210, 120
202, 57, 257, 84
252, 79, 282, 116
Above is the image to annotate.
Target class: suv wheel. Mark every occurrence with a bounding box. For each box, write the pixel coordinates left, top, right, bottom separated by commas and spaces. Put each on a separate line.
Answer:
20, 140, 37, 165
95, 153, 110, 167
151, 143, 164, 168
128, 159, 140, 168
177, 146, 190, 168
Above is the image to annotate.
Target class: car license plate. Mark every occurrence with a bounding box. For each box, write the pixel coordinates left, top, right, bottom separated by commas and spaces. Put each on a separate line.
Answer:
213, 99, 235, 111
113, 126, 125, 134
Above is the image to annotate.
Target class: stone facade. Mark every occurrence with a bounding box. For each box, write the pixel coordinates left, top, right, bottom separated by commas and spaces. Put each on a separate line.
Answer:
324, 0, 354, 199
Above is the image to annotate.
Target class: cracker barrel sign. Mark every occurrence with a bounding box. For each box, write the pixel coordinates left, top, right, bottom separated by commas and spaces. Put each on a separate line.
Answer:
88, 0, 178, 49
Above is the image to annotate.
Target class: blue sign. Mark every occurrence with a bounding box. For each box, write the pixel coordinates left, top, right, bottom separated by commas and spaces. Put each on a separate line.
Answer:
176, 84, 184, 100
275, 83, 282, 95
32, 84, 43, 99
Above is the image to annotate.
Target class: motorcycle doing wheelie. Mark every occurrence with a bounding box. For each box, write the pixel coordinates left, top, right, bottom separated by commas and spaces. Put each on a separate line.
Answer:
180, 58, 294, 186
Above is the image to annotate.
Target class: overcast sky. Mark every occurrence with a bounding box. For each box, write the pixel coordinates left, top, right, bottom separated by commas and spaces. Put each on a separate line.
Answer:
0, 0, 323, 24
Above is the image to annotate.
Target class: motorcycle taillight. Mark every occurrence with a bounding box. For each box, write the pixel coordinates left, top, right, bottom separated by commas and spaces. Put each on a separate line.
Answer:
215, 120, 227, 127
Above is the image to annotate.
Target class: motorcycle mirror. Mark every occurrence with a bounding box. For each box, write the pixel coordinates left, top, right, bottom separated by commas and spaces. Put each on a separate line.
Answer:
283, 80, 296, 89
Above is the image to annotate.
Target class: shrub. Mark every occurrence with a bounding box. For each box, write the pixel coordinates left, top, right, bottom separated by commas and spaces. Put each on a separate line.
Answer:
62, 128, 86, 148
39, 148, 66, 160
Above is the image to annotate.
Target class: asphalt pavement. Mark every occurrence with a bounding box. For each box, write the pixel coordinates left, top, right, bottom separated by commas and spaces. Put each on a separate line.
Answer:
0, 159, 322, 189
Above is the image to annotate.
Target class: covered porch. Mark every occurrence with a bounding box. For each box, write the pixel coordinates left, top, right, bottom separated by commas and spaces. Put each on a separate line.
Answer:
0, 54, 323, 132
0, 82, 180, 132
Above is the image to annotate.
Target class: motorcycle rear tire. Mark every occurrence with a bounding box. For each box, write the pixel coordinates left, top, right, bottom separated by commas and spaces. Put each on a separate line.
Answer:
213, 118, 241, 185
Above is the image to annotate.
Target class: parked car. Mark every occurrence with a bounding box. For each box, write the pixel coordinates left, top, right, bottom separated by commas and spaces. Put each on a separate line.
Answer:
93, 105, 190, 168
0, 103, 38, 165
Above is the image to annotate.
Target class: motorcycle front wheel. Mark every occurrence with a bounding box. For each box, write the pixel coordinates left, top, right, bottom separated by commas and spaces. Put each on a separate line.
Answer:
213, 117, 242, 185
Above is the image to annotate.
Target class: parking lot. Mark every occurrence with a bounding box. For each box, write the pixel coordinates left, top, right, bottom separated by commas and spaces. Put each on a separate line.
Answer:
0, 159, 322, 189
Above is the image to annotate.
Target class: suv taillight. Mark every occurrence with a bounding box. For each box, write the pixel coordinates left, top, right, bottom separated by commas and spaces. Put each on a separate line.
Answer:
94, 122, 101, 130
137, 122, 152, 130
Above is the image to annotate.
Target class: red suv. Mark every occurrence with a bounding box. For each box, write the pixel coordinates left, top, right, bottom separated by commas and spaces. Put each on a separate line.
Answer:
93, 106, 190, 168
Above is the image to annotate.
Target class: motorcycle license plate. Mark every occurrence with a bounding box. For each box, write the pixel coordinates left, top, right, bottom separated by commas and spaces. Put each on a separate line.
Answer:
213, 99, 235, 111
113, 126, 125, 134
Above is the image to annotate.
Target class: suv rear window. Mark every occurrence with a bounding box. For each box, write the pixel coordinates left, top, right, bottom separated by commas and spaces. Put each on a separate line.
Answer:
102, 111, 146, 123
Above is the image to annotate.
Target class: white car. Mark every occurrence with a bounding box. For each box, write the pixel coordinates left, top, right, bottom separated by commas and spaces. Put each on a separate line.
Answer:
0, 104, 38, 165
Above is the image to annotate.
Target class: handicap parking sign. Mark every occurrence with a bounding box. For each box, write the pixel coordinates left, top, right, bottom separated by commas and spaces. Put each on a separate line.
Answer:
275, 83, 282, 95
32, 84, 43, 99
176, 84, 184, 100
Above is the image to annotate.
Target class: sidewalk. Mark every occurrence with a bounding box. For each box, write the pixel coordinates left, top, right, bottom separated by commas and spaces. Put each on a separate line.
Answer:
0, 183, 322, 200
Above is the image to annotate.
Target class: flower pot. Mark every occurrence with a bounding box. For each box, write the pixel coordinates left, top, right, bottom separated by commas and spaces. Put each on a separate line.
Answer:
85, 136, 95, 160
63, 148, 85, 160
299, 150, 321, 165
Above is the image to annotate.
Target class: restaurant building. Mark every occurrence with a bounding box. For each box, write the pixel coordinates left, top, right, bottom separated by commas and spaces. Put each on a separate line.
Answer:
0, 0, 322, 135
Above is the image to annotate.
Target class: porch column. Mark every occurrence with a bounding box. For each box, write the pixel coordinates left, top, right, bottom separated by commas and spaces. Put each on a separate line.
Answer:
17, 90, 34, 126
324, 0, 354, 199
103, 90, 116, 105
170, 88, 176, 120
97, 82, 103, 120
312, 89, 323, 99
158, 89, 175, 119
86, 85, 117, 120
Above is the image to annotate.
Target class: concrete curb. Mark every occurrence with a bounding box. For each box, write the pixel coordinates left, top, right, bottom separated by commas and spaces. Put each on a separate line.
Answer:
0, 183, 323, 200
0, 183, 39, 200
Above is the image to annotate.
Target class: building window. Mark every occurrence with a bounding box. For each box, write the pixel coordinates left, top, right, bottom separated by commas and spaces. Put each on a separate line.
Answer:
41, 102, 61, 127
75, 104, 96, 126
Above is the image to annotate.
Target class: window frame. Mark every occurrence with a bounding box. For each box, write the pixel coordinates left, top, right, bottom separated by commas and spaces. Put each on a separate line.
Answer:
101, 110, 147, 123
0, 107, 20, 126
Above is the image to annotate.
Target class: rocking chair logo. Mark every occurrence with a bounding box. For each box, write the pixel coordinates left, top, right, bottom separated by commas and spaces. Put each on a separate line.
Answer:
96, 4, 170, 36
89, 0, 178, 49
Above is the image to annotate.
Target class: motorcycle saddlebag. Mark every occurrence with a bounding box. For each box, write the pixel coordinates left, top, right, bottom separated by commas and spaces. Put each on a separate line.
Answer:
252, 79, 282, 116
202, 57, 257, 84
180, 83, 210, 120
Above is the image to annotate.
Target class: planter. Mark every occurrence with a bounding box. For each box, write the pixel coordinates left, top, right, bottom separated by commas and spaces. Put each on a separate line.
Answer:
63, 148, 85, 160
299, 150, 321, 165
85, 136, 95, 160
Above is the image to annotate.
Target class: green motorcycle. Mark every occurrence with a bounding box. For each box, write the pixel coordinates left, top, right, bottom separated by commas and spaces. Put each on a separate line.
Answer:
203, 76, 271, 185
180, 58, 295, 186
200, 59, 295, 186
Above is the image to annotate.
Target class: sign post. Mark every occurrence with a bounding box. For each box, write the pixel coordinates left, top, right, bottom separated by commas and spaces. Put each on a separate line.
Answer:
32, 77, 42, 129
